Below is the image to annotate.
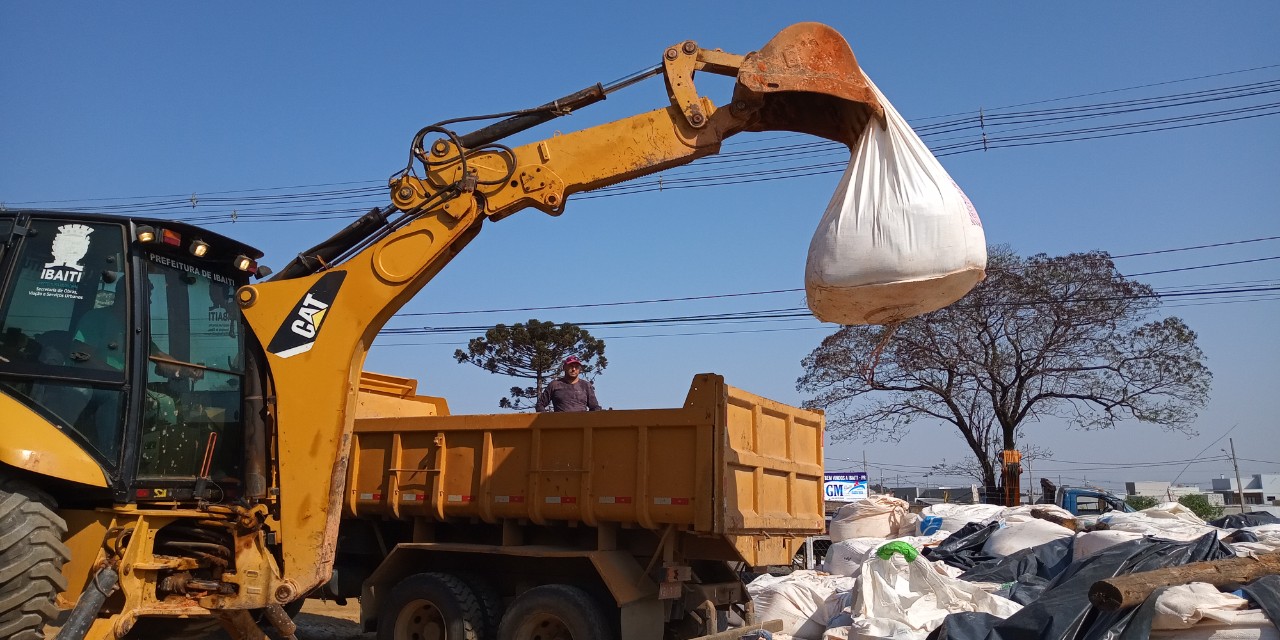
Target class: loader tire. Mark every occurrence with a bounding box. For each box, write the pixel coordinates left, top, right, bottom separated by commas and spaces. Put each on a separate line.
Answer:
0, 478, 71, 640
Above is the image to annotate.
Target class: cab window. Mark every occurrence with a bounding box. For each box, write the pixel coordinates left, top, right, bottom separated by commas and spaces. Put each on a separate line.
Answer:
136, 254, 244, 486
0, 219, 129, 460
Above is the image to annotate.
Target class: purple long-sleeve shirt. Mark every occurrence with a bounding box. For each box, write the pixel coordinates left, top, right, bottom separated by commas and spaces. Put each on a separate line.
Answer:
536, 378, 601, 412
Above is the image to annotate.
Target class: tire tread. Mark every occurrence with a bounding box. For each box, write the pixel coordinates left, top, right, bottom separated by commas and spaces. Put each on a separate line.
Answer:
0, 478, 70, 640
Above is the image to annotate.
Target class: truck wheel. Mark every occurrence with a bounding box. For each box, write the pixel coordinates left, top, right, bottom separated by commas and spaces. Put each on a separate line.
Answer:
456, 572, 504, 640
497, 584, 614, 640
378, 572, 482, 640
0, 478, 71, 640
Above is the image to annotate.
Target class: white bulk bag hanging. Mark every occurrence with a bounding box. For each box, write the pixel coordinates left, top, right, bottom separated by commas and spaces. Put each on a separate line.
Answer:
806, 77, 986, 325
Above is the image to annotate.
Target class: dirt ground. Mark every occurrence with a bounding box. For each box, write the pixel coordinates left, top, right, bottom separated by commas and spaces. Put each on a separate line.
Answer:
46, 599, 373, 640
290, 600, 373, 640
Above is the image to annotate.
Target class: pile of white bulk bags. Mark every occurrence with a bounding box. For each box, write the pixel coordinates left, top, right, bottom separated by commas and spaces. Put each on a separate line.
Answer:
1098, 503, 1221, 542
748, 571, 856, 639
918, 503, 1006, 535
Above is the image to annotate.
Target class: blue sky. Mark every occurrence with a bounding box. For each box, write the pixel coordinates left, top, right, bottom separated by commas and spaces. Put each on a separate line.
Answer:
3, 3, 1277, 494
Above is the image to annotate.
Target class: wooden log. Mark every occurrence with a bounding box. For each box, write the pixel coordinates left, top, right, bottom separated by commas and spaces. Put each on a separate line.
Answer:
1089, 551, 1280, 611
1031, 507, 1078, 531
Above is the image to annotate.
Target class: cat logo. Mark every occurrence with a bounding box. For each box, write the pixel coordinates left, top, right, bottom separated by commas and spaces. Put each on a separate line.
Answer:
267, 272, 346, 358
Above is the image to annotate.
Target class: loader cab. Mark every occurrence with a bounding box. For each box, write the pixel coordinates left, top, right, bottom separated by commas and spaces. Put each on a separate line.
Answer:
0, 211, 263, 502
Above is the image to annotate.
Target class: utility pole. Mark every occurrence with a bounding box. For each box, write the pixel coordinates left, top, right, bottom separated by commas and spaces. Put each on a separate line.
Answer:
1229, 438, 1247, 510
1027, 457, 1034, 504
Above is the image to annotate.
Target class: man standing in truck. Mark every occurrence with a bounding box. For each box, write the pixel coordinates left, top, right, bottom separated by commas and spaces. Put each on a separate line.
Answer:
536, 355, 601, 412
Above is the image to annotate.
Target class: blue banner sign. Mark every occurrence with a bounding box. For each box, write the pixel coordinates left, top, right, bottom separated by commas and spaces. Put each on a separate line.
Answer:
824, 472, 868, 502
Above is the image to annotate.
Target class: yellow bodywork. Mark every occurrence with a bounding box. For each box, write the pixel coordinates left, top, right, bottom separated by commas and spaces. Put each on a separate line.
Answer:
0, 394, 107, 488
11, 22, 885, 639
346, 373, 826, 567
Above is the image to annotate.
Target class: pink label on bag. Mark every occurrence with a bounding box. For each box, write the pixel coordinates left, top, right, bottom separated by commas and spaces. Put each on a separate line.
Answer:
951, 180, 982, 227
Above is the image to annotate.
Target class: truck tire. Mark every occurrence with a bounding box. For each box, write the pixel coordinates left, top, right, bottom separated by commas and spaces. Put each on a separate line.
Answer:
378, 572, 482, 640
497, 584, 615, 640
456, 571, 504, 640
0, 478, 71, 640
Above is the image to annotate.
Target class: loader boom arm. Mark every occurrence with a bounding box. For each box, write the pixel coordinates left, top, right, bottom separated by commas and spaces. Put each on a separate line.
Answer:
234, 22, 883, 598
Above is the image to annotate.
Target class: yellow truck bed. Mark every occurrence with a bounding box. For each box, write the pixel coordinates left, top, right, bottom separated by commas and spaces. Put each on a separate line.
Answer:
346, 373, 825, 566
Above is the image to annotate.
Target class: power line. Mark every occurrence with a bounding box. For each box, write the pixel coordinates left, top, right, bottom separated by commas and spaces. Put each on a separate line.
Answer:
395, 288, 806, 317
376, 284, 1280, 343
1112, 236, 1280, 259
908, 63, 1280, 121
386, 239, 1280, 320
1125, 256, 1280, 277
8, 70, 1278, 223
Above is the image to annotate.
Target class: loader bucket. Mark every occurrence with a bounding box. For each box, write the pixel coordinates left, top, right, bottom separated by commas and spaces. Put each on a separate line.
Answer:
735, 22, 885, 147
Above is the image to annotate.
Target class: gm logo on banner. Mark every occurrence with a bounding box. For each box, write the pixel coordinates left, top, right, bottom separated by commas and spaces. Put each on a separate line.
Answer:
824, 472, 868, 502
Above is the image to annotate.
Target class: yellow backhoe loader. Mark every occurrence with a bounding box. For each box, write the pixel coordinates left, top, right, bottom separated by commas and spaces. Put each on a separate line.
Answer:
0, 23, 899, 640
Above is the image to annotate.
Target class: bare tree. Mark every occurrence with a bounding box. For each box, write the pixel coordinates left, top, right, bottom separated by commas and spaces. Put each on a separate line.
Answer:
798, 246, 1211, 494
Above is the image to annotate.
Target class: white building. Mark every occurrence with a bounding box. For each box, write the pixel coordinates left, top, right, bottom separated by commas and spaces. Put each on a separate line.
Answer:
1210, 473, 1280, 506
1125, 481, 1204, 501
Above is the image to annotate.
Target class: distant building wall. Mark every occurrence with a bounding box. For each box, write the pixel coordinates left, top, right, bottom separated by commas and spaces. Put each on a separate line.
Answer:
1126, 481, 1203, 501
1126, 481, 1169, 497
1210, 473, 1280, 505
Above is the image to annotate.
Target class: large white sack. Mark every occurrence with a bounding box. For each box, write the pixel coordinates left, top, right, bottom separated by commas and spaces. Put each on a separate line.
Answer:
998, 504, 1075, 525
825, 538, 889, 576
817, 590, 855, 634
1230, 525, 1280, 556
830, 495, 911, 541
981, 518, 1074, 557
1150, 583, 1250, 630
1141, 502, 1210, 525
897, 512, 923, 538
806, 78, 986, 326
920, 503, 1006, 534
749, 570, 855, 640
1073, 529, 1144, 561
849, 618, 921, 640
1099, 507, 1221, 542
1150, 610, 1280, 640
852, 555, 1021, 639
825, 533, 951, 577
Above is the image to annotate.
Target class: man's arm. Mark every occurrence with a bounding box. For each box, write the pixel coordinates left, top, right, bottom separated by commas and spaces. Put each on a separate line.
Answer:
535, 382, 553, 413
586, 381, 601, 411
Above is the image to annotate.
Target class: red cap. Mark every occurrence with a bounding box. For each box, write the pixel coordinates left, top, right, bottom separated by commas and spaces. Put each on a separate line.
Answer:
564, 356, 583, 368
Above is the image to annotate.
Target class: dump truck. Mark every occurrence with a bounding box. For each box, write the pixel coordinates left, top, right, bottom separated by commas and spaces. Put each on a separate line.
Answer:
0, 22, 937, 640
327, 371, 825, 638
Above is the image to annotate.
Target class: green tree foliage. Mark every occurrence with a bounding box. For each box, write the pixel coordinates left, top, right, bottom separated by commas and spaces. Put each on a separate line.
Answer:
797, 247, 1212, 494
1177, 493, 1224, 521
1125, 495, 1159, 511
455, 319, 606, 411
